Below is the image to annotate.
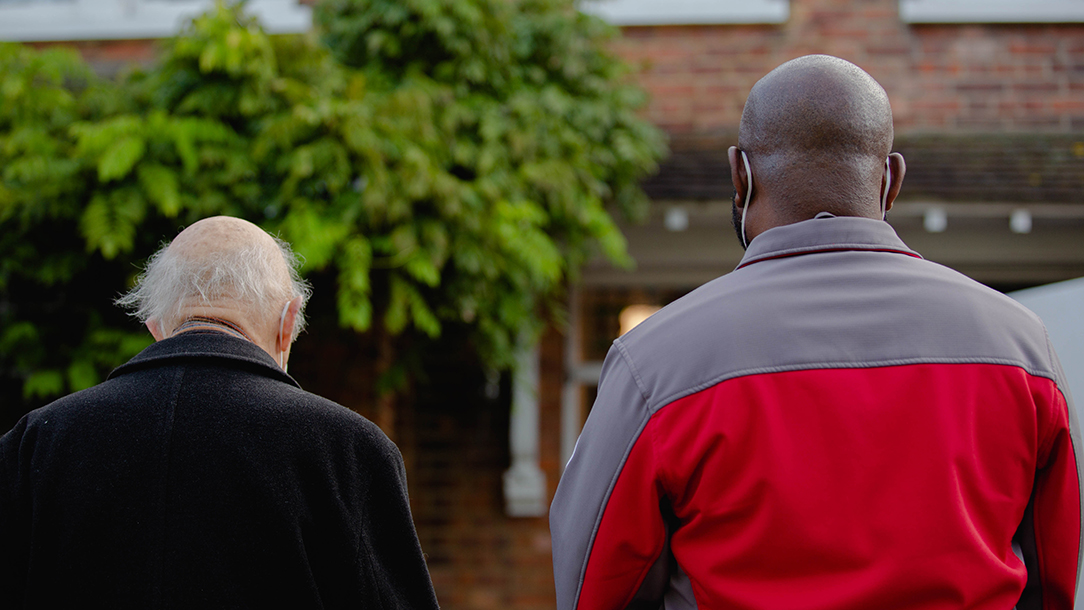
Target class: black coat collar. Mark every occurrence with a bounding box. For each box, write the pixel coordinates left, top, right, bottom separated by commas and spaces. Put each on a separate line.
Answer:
108, 330, 299, 388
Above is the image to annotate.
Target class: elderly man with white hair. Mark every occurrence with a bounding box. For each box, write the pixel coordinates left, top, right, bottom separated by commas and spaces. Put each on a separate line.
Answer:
0, 216, 440, 609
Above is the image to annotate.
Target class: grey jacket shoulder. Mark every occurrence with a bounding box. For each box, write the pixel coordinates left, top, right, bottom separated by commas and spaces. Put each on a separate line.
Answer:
615, 216, 1063, 411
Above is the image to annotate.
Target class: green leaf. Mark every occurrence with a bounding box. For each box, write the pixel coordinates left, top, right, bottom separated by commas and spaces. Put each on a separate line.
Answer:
0, 321, 38, 354
66, 359, 99, 392
384, 273, 441, 338
408, 286, 441, 338
98, 136, 145, 182
384, 274, 410, 334
80, 190, 146, 259
137, 164, 181, 216
404, 254, 440, 287
23, 370, 64, 399
336, 236, 373, 330
278, 205, 351, 271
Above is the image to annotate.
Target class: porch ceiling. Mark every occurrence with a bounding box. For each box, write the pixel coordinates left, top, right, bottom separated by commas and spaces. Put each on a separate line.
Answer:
589, 133, 1084, 291
640, 132, 1084, 205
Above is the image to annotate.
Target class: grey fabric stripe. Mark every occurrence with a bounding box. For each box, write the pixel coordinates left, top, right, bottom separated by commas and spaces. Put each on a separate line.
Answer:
619, 218, 1060, 414
551, 351, 653, 610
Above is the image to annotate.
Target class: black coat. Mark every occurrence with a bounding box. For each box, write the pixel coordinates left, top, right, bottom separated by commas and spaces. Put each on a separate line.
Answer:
0, 331, 440, 609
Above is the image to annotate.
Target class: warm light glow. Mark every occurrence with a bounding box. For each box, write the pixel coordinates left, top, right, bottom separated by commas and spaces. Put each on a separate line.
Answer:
619, 304, 661, 335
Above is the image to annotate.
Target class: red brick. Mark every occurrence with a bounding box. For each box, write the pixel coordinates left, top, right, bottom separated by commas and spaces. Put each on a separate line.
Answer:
1013, 82, 1060, 93
1009, 40, 1059, 54
957, 82, 1007, 93
1052, 99, 1084, 111
1014, 116, 1065, 129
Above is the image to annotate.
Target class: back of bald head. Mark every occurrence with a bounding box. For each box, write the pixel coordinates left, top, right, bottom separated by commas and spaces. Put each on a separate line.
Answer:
118, 216, 310, 338
739, 55, 894, 216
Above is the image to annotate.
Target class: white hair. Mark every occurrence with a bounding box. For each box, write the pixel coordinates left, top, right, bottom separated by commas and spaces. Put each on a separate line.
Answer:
117, 233, 312, 339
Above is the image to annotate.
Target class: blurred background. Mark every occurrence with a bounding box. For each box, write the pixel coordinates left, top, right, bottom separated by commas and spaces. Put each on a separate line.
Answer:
1, 0, 1082, 608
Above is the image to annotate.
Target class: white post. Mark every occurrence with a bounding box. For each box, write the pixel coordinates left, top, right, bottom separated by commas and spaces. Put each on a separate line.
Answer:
502, 341, 547, 517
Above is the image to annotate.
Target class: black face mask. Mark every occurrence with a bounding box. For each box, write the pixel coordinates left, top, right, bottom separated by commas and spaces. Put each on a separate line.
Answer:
730, 156, 892, 251
730, 192, 746, 251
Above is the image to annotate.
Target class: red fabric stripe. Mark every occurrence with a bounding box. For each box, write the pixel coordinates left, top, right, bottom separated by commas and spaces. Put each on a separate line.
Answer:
579, 362, 1079, 610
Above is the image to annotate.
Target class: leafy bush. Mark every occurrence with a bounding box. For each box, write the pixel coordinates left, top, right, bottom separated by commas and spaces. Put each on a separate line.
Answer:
0, 0, 665, 424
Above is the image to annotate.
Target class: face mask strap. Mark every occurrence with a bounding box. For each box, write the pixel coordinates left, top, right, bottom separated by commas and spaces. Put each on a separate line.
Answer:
741, 150, 754, 249
278, 300, 291, 372
881, 157, 891, 221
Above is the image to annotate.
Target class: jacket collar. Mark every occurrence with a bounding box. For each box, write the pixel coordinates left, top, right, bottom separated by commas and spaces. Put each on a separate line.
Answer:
737, 213, 922, 270
107, 330, 300, 387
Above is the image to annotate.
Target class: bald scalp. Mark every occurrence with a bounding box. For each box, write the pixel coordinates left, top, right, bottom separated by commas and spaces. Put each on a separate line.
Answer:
166, 216, 293, 313
739, 55, 894, 216
117, 216, 310, 338
169, 216, 284, 264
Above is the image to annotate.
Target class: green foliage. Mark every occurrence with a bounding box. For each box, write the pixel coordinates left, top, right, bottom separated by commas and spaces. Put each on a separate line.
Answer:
0, 42, 140, 418
311, 0, 665, 365
0, 0, 664, 420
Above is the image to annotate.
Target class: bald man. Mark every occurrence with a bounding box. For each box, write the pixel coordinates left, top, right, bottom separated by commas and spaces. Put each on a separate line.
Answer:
0, 217, 439, 609
551, 56, 1081, 609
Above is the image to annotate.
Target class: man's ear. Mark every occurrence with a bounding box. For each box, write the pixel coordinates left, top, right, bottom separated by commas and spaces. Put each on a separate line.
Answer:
146, 318, 165, 342
728, 146, 750, 211
884, 152, 906, 213
276, 296, 303, 353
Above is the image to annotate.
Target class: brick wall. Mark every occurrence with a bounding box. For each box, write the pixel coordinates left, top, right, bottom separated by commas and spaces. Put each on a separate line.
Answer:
612, 0, 1084, 134
406, 328, 565, 610
29, 39, 159, 77
51, 0, 1084, 135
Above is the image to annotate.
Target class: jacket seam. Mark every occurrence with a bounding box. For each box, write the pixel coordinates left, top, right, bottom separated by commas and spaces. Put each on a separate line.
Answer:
737, 243, 922, 269
645, 357, 1062, 415
572, 393, 653, 610
1031, 479, 1048, 610
617, 419, 667, 610
614, 339, 651, 405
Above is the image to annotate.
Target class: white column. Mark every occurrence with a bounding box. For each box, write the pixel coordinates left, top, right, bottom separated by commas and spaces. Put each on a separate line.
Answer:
502, 341, 547, 517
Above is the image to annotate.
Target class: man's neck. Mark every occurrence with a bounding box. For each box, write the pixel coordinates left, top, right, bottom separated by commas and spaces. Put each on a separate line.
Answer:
172, 316, 255, 343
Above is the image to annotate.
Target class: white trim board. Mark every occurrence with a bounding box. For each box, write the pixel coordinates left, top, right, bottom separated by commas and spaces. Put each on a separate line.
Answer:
900, 0, 1084, 23
0, 0, 311, 42
578, 0, 789, 25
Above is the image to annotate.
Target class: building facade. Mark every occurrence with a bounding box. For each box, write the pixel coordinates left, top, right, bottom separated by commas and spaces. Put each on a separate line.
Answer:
4, 0, 1083, 608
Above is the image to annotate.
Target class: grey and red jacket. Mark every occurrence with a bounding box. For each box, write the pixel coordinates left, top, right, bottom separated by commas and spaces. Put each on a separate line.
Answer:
550, 214, 1082, 610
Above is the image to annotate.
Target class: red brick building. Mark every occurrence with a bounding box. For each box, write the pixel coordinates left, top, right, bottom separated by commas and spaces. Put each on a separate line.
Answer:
4, 0, 1084, 608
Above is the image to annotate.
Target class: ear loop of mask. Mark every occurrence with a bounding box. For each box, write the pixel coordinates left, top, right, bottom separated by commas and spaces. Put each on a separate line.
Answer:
740, 150, 754, 249
881, 157, 891, 221
278, 300, 291, 372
